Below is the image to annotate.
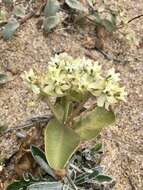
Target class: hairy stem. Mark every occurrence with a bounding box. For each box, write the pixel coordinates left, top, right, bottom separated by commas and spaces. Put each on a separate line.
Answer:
46, 97, 61, 122
65, 101, 86, 127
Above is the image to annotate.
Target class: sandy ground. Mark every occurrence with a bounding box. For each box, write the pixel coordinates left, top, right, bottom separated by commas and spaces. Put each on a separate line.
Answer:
0, 0, 143, 189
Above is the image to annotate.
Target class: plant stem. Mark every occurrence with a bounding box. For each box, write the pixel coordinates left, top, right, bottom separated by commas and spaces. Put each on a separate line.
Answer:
65, 101, 86, 127
63, 100, 71, 124
46, 97, 61, 122
66, 173, 78, 190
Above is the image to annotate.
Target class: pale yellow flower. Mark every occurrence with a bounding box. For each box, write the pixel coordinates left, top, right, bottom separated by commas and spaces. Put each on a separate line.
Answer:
23, 53, 126, 109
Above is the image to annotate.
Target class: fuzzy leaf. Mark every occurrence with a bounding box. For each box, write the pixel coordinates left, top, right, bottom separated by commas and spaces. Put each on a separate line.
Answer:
44, 0, 60, 17
65, 0, 87, 12
6, 180, 30, 190
30, 145, 56, 179
44, 119, 80, 170
74, 107, 115, 141
95, 175, 112, 182
27, 182, 63, 190
43, 15, 60, 32
2, 18, 19, 40
75, 169, 100, 185
13, 5, 25, 18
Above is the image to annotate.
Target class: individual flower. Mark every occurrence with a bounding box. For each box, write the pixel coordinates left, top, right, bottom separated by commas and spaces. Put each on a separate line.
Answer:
22, 69, 40, 94
97, 68, 127, 109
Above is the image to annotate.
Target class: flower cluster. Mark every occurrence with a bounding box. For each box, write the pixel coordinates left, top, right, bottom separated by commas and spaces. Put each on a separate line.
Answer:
23, 53, 126, 109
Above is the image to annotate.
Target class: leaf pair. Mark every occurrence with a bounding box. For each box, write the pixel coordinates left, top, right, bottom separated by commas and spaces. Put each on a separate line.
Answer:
2, 5, 25, 40
44, 107, 115, 172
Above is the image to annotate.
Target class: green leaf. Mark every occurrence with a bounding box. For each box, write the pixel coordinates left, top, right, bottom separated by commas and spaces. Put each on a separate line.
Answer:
2, 18, 19, 40
6, 181, 63, 190
0, 74, 8, 85
13, 5, 25, 18
30, 145, 56, 179
95, 175, 112, 183
44, 0, 60, 17
75, 169, 100, 185
73, 107, 115, 141
101, 19, 115, 33
75, 173, 112, 185
43, 15, 60, 32
44, 119, 80, 170
27, 182, 63, 190
6, 180, 29, 190
65, 0, 87, 12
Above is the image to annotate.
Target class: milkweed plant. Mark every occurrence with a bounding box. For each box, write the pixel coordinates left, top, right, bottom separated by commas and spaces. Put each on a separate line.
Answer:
22, 53, 126, 178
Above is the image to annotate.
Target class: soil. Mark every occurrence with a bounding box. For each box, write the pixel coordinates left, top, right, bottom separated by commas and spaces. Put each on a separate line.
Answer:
0, 0, 143, 190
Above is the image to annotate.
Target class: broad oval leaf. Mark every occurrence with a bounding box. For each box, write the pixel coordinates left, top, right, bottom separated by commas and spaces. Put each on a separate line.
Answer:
44, 119, 80, 170
43, 15, 60, 32
13, 5, 25, 18
65, 0, 87, 12
30, 145, 56, 179
73, 107, 115, 141
2, 18, 19, 40
27, 182, 63, 190
44, 0, 60, 17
